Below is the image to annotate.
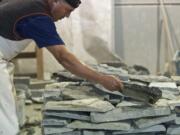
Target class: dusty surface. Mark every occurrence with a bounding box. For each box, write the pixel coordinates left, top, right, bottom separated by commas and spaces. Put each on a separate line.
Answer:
19, 104, 42, 135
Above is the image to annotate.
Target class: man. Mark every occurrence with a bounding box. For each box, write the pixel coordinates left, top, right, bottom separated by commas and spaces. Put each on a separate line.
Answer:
0, 0, 123, 134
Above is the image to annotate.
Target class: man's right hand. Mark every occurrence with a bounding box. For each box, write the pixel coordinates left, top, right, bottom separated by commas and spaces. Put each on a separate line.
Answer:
98, 75, 123, 92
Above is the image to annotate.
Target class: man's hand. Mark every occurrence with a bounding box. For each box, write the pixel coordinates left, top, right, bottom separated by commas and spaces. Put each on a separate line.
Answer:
99, 75, 123, 92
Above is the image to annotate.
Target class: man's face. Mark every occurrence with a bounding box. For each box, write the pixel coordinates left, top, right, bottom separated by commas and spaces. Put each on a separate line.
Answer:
51, 0, 74, 21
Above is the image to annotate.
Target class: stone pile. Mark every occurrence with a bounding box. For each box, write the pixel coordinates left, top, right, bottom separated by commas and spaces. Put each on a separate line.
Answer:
42, 65, 180, 135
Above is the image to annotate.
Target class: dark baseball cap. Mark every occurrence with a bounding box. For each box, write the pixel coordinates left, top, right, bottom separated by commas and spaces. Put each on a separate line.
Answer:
65, 0, 81, 8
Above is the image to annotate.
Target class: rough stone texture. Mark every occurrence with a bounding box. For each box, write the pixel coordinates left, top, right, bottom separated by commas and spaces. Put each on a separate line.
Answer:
83, 130, 105, 135
58, 131, 81, 135
129, 75, 172, 83
44, 111, 90, 121
52, 71, 85, 82
112, 125, 166, 135
30, 80, 55, 89
122, 82, 162, 104
91, 106, 171, 123
167, 125, 180, 135
44, 127, 73, 135
134, 114, 176, 128
43, 89, 62, 102
67, 120, 131, 131
116, 101, 146, 108
61, 87, 104, 100
42, 119, 68, 127
44, 98, 115, 113
14, 76, 30, 86
149, 82, 179, 96
175, 116, 180, 125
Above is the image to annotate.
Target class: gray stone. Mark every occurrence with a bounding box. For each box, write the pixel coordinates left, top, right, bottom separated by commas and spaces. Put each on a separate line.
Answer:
134, 114, 176, 128
42, 119, 68, 126
129, 75, 172, 82
45, 82, 79, 89
116, 101, 146, 108
83, 130, 105, 135
67, 120, 131, 131
175, 116, 180, 125
61, 87, 104, 100
44, 127, 73, 135
44, 98, 114, 112
44, 111, 90, 121
43, 89, 62, 102
112, 125, 166, 135
167, 125, 180, 135
91, 106, 171, 123
149, 82, 179, 95
14, 76, 30, 86
53, 131, 81, 135
30, 80, 56, 89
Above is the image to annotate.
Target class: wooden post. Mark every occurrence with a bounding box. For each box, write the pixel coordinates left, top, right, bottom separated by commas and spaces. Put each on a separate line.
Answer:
36, 47, 44, 80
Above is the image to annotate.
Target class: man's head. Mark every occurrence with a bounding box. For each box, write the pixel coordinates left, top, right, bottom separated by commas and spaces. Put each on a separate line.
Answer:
49, 0, 81, 21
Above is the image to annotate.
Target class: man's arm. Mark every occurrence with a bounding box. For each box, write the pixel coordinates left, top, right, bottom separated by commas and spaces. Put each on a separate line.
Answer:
47, 45, 123, 91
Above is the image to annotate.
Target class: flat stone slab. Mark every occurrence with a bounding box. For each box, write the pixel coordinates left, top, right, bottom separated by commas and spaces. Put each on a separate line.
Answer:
61, 87, 104, 100
129, 75, 172, 82
43, 89, 62, 101
44, 111, 90, 121
67, 120, 131, 131
42, 119, 68, 126
134, 114, 176, 128
175, 116, 180, 124
91, 106, 171, 123
167, 125, 180, 135
112, 125, 166, 135
44, 127, 73, 135
149, 82, 179, 94
44, 98, 115, 113
83, 131, 105, 135
116, 101, 146, 108
59, 131, 81, 135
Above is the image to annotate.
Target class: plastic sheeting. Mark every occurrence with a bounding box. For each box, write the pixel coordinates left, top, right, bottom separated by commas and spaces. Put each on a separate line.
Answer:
55, 0, 121, 63
0, 50, 19, 135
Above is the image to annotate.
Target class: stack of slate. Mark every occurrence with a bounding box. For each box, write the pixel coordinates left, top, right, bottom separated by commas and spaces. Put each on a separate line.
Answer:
42, 65, 180, 135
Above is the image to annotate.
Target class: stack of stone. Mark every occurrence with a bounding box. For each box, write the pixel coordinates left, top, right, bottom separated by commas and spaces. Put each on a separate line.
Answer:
42, 65, 180, 135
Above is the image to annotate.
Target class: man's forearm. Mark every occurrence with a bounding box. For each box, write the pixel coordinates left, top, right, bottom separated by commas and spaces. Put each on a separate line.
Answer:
58, 51, 103, 83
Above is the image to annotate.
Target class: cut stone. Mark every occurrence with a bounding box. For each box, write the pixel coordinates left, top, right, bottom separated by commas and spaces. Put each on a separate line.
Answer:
116, 101, 146, 108
175, 116, 180, 125
30, 80, 55, 89
52, 71, 85, 82
43, 89, 62, 102
44, 111, 90, 121
134, 114, 176, 128
67, 120, 131, 131
83, 130, 105, 135
91, 106, 171, 123
122, 82, 162, 104
167, 125, 180, 135
149, 82, 179, 95
43, 127, 73, 135
61, 87, 104, 100
42, 119, 68, 126
14, 76, 30, 86
44, 98, 115, 113
129, 75, 172, 83
112, 125, 166, 135
56, 131, 81, 135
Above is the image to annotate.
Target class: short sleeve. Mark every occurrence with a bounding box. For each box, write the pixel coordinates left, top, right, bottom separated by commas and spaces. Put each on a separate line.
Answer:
16, 15, 65, 48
